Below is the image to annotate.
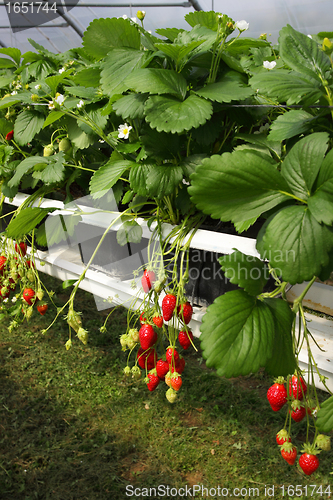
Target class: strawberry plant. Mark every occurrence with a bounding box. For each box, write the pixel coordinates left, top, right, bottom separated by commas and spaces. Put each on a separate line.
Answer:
0, 9, 333, 475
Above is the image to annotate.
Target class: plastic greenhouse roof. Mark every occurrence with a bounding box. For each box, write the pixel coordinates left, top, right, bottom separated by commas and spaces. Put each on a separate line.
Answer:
0, 0, 332, 53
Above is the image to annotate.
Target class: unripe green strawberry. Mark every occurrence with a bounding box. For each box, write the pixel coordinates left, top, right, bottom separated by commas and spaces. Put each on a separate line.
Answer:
43, 144, 54, 157
120, 334, 128, 350
166, 387, 177, 403
123, 366, 131, 377
129, 328, 139, 343
25, 307, 33, 320
59, 137, 71, 152
77, 327, 88, 345
31, 94, 39, 102
65, 338, 72, 350
315, 434, 331, 451
27, 269, 35, 282
36, 290, 44, 301
131, 365, 141, 380
67, 310, 82, 333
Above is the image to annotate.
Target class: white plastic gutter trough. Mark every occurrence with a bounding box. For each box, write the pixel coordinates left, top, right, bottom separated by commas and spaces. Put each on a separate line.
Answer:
4, 193, 333, 392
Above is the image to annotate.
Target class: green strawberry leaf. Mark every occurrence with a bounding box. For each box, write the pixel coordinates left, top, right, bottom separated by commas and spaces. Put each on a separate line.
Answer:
128, 163, 150, 196
125, 68, 187, 99
6, 207, 56, 238
189, 150, 291, 223
280, 132, 329, 200
90, 155, 134, 199
32, 152, 66, 185
219, 250, 268, 296
144, 94, 213, 134
36, 213, 82, 247
42, 110, 65, 129
83, 17, 141, 60
308, 186, 333, 226
154, 40, 204, 69
268, 110, 319, 141
8, 156, 46, 187
316, 395, 333, 433
116, 220, 143, 246
250, 70, 323, 105
195, 78, 253, 103
112, 93, 148, 120
264, 298, 296, 376
100, 49, 148, 96
256, 205, 333, 284
155, 28, 185, 42
185, 11, 220, 31
200, 289, 275, 378
0, 58, 16, 69
146, 164, 183, 198
279, 24, 331, 82
73, 66, 101, 88
13, 109, 45, 146
0, 47, 21, 66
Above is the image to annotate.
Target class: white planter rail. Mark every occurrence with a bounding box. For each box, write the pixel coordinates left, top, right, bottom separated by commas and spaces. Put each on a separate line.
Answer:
4, 193, 333, 392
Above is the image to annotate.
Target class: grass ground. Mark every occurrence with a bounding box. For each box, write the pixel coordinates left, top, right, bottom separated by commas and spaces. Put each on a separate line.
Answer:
0, 275, 332, 500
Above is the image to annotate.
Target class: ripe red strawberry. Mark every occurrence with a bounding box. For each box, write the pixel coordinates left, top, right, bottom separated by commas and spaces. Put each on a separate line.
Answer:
177, 301, 193, 324
139, 324, 157, 350
169, 355, 185, 374
281, 442, 297, 465
178, 330, 193, 350
162, 294, 176, 321
289, 374, 307, 400
290, 402, 306, 422
153, 314, 163, 328
299, 453, 319, 475
267, 381, 287, 411
166, 346, 179, 366
156, 359, 169, 380
171, 373, 182, 391
37, 303, 48, 316
147, 369, 160, 391
15, 241, 27, 257
137, 347, 157, 370
141, 269, 156, 293
165, 371, 172, 387
23, 287, 35, 305
276, 429, 291, 446
25, 259, 35, 269
5, 130, 14, 141
139, 311, 148, 325
0, 256, 7, 275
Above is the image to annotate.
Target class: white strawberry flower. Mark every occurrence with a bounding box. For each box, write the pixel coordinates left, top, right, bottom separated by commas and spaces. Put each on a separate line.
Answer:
118, 123, 132, 139
263, 60, 276, 70
55, 94, 65, 106
48, 101, 55, 110
59, 67, 66, 74
235, 20, 249, 32
77, 100, 84, 108
35, 84, 41, 90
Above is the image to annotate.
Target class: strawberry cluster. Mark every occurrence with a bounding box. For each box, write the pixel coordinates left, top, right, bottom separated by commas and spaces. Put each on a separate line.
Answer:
121, 268, 194, 403
0, 240, 48, 328
267, 373, 329, 475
